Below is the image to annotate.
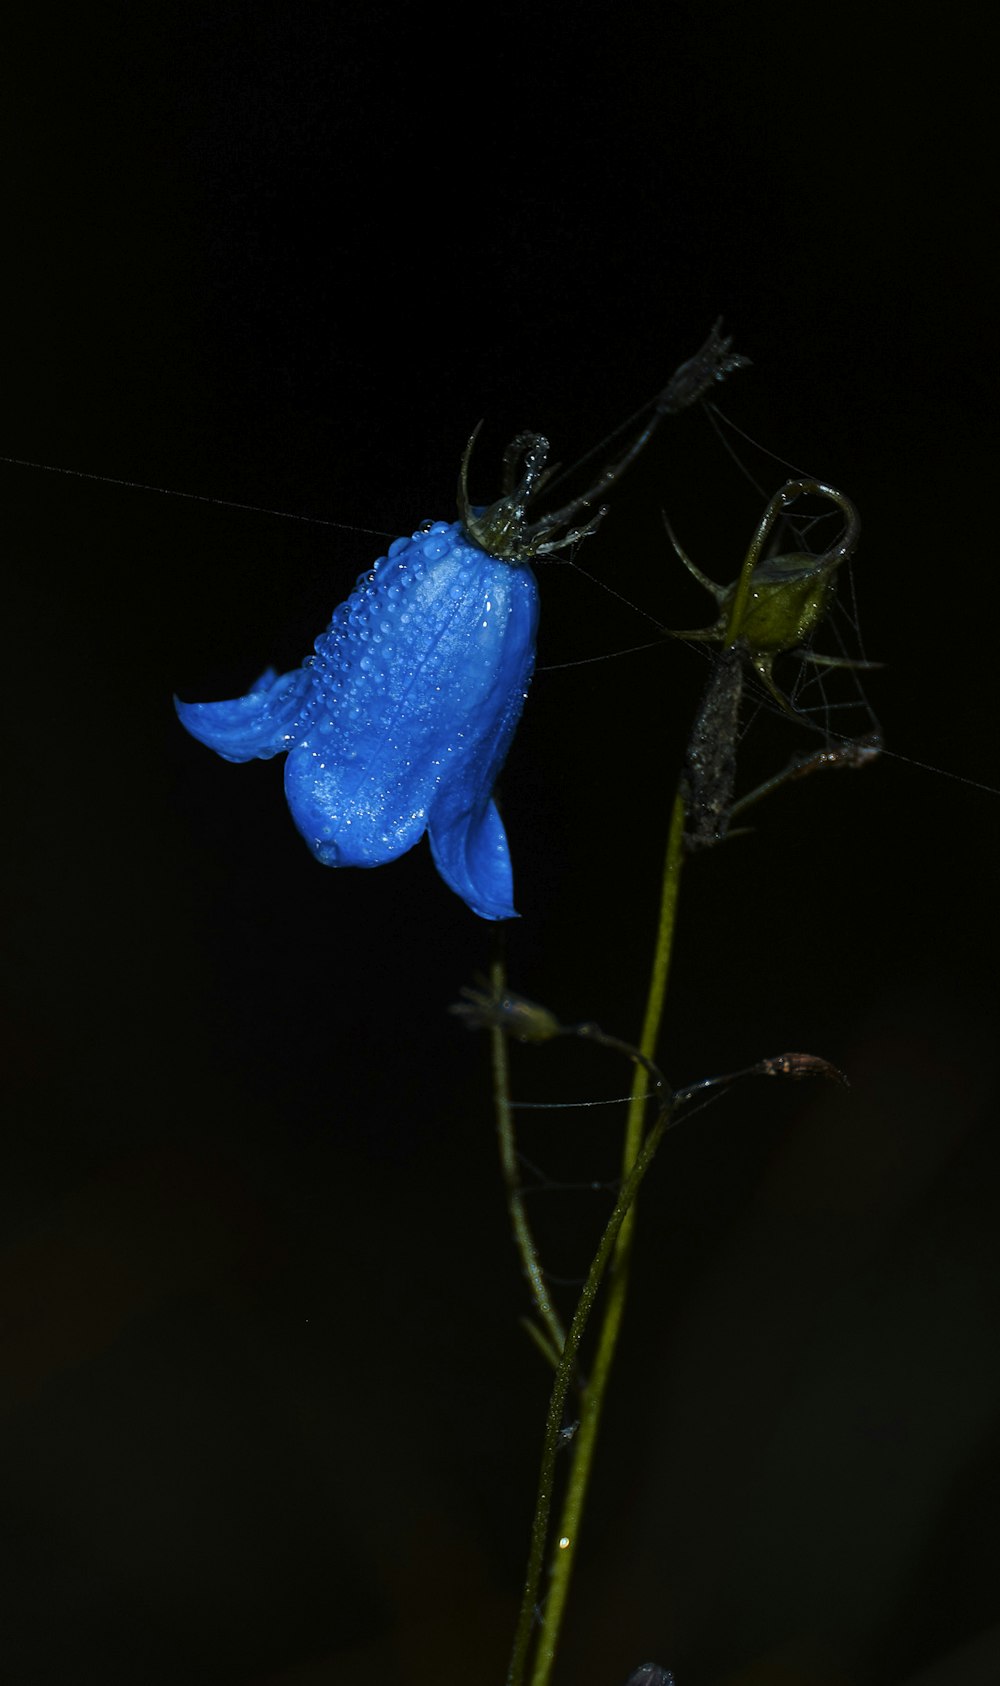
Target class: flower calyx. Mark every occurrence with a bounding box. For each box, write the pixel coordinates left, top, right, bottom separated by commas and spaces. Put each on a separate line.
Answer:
666, 478, 861, 712
458, 321, 748, 565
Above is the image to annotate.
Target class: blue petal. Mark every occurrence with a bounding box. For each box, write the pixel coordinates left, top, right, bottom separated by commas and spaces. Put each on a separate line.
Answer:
177, 520, 539, 918
175, 667, 308, 763
428, 795, 515, 921
284, 523, 538, 913
282, 745, 431, 869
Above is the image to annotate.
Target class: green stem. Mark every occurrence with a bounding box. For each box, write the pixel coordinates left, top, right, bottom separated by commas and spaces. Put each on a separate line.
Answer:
491, 956, 568, 1363
506, 1096, 676, 1686
508, 789, 688, 1686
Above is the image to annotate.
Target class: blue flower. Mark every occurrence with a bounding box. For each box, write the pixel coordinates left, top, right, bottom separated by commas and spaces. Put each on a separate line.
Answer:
176, 517, 540, 919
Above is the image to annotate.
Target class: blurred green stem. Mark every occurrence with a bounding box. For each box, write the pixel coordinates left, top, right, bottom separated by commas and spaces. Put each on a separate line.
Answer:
508, 789, 687, 1686
491, 956, 568, 1363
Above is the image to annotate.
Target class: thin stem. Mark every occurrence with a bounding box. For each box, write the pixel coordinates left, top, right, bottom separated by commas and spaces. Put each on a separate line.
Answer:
506, 1098, 676, 1686
627, 788, 688, 1181
508, 789, 688, 1686
571, 1022, 665, 1103
491, 955, 568, 1362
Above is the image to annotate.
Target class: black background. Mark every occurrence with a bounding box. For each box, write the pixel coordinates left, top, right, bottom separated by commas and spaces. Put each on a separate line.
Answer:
3, 6, 999, 1685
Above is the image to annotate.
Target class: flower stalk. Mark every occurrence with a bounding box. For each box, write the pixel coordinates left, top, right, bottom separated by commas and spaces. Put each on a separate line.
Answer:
507, 789, 687, 1686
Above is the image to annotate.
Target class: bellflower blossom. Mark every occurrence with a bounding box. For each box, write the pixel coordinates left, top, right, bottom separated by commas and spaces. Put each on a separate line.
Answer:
176, 327, 747, 917
178, 513, 539, 919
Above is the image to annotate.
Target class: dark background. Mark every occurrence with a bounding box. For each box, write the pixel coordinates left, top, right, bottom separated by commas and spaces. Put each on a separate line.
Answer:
3, 6, 998, 1685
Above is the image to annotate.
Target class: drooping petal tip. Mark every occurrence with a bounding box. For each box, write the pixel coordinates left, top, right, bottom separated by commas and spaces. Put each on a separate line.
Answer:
429, 794, 518, 921
174, 667, 306, 763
